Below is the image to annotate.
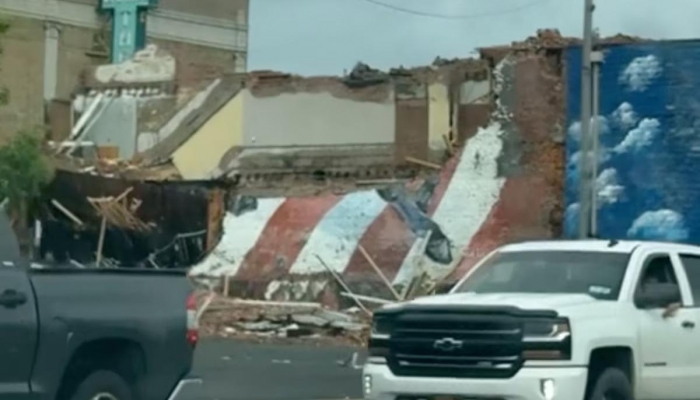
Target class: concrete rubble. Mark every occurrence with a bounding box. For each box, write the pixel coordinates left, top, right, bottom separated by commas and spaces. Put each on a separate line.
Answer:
197, 294, 370, 346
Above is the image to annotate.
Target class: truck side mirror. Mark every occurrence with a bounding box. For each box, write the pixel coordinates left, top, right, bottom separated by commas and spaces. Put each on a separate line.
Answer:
634, 283, 681, 309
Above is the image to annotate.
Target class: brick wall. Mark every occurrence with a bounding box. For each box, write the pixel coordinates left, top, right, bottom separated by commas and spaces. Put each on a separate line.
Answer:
63, 0, 249, 23
395, 98, 429, 163
150, 38, 236, 89
58, 24, 106, 98
0, 13, 239, 141
449, 51, 566, 279
0, 16, 44, 141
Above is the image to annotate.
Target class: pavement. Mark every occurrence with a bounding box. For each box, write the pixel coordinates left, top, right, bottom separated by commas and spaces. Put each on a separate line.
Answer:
182, 338, 364, 400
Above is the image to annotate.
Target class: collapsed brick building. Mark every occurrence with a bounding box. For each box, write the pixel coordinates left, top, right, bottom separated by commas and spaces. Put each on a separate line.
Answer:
0, 0, 249, 141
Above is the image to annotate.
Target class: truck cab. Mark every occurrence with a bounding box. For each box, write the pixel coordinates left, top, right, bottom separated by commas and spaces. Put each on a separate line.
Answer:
363, 240, 700, 400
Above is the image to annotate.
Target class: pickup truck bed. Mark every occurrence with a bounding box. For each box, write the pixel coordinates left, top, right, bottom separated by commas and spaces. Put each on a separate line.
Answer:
1, 262, 197, 399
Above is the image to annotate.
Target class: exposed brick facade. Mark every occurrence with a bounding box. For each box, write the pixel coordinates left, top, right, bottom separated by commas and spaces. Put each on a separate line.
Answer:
0, 11, 241, 140
0, 16, 44, 141
151, 38, 237, 89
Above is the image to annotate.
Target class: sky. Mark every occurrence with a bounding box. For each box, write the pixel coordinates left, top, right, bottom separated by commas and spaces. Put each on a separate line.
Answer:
247, 0, 700, 76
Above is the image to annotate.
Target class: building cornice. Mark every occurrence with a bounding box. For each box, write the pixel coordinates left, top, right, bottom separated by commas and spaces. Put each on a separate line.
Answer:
0, 0, 247, 52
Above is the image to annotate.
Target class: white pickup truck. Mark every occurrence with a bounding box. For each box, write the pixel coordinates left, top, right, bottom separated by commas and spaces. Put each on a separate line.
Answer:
363, 239, 700, 400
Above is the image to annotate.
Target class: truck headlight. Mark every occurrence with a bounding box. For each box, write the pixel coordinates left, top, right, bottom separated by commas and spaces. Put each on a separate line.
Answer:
522, 318, 571, 361
523, 319, 570, 341
371, 316, 392, 338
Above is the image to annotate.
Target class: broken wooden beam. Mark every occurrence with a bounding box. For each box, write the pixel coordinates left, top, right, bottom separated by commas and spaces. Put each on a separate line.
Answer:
340, 292, 394, 305
405, 156, 442, 170
95, 215, 107, 267
358, 244, 401, 301
315, 254, 371, 316
51, 199, 84, 226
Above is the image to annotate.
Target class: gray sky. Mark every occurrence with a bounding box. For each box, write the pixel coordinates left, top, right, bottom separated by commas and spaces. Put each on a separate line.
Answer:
248, 0, 700, 75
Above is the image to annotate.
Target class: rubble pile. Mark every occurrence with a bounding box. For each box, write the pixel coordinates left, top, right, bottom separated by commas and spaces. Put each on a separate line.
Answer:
198, 295, 371, 346
510, 28, 648, 51
343, 62, 390, 88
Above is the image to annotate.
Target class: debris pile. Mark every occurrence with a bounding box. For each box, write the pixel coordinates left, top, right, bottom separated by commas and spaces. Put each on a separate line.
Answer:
508, 28, 649, 52
343, 62, 390, 88
197, 295, 370, 346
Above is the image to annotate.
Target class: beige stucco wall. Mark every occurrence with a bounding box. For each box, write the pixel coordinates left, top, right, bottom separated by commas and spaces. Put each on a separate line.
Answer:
460, 80, 490, 104
428, 83, 450, 152
173, 93, 244, 179
242, 90, 395, 147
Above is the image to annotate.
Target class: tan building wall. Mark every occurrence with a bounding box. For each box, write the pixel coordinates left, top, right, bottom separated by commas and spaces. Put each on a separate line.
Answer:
428, 83, 450, 154
242, 90, 396, 147
173, 93, 244, 180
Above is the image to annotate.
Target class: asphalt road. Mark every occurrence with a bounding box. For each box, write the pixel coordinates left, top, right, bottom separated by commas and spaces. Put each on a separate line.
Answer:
181, 338, 363, 400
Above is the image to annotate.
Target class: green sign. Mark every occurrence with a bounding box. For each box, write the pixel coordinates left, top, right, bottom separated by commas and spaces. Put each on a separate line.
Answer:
100, 0, 158, 63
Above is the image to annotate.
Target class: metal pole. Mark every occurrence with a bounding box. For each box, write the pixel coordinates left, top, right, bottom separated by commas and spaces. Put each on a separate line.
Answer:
590, 59, 600, 236
577, 0, 595, 239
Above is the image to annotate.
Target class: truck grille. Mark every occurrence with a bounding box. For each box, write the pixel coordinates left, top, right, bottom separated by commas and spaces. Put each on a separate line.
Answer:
387, 311, 524, 379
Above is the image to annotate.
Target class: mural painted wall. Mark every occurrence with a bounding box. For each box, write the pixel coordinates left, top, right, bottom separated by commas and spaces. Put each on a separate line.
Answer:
190, 121, 507, 301
565, 40, 700, 242
188, 51, 566, 302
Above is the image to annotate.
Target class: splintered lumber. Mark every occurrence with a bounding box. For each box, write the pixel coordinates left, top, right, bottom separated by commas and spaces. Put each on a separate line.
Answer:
358, 245, 401, 300
96, 216, 107, 266
114, 187, 133, 203
315, 254, 371, 316
340, 292, 394, 305
356, 179, 400, 186
87, 187, 151, 231
405, 156, 442, 170
51, 199, 84, 226
226, 298, 322, 309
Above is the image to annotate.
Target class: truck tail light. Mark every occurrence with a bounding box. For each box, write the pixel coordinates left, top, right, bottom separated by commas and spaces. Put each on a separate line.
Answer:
186, 293, 199, 347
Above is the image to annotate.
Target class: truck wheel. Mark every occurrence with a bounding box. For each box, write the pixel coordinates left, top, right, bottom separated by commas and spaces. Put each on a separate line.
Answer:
587, 368, 633, 400
70, 370, 134, 400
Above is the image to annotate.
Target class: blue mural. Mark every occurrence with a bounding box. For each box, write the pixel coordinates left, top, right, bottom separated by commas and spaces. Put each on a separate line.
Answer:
565, 40, 700, 242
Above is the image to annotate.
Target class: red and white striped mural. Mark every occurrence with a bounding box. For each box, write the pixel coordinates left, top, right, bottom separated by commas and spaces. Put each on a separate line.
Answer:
190, 121, 545, 301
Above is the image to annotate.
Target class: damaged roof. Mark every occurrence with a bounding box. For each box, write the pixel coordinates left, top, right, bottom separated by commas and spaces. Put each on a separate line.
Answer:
137, 74, 247, 166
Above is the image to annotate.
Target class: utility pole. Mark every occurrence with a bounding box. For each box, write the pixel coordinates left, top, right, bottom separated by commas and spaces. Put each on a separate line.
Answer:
590, 33, 603, 237
577, 0, 595, 239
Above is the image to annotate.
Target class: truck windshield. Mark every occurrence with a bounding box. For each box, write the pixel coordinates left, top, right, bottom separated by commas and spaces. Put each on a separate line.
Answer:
453, 250, 630, 300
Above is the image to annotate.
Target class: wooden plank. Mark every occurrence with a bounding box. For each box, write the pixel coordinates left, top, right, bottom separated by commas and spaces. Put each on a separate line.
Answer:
51, 199, 84, 226
96, 216, 107, 267
358, 244, 401, 301
405, 156, 442, 170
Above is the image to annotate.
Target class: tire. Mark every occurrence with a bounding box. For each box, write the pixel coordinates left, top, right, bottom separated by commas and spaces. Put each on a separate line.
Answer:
586, 367, 633, 400
69, 370, 134, 400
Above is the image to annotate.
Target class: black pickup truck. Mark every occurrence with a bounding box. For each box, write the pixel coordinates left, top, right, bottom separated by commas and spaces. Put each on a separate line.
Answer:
0, 214, 200, 400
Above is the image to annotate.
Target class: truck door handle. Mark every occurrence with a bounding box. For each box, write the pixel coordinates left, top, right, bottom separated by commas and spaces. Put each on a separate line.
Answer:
682, 320, 695, 329
0, 290, 27, 309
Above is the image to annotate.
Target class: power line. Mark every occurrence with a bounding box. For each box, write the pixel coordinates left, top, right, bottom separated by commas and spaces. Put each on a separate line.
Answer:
357, 0, 549, 20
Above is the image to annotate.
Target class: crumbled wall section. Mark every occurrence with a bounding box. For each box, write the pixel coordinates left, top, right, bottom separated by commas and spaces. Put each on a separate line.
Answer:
514, 53, 565, 235
248, 73, 393, 103
186, 44, 568, 303
151, 38, 238, 88
451, 50, 565, 279
395, 79, 429, 164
